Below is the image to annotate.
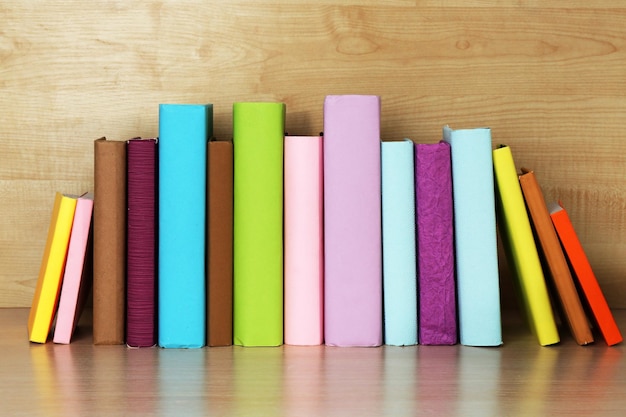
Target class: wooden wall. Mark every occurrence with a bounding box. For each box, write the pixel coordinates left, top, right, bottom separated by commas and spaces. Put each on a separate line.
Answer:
2, 1, 626, 308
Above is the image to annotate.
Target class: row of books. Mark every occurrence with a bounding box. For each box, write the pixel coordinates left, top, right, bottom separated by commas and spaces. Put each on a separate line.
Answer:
27, 95, 622, 348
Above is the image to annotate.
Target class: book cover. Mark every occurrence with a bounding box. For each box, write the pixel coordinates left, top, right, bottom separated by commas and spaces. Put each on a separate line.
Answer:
93, 137, 127, 345
28, 192, 77, 343
381, 139, 417, 346
207, 138, 234, 347
284, 135, 324, 346
442, 126, 502, 346
233, 102, 285, 346
126, 138, 157, 348
493, 145, 559, 346
323, 95, 382, 347
519, 169, 593, 345
159, 104, 212, 348
415, 141, 456, 345
52, 193, 93, 344
550, 201, 623, 346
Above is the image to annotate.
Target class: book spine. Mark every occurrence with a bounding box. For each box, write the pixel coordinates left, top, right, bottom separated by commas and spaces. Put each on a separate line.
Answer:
93, 138, 127, 345
323, 95, 382, 347
381, 140, 417, 346
284, 135, 324, 346
442, 127, 502, 346
126, 138, 158, 348
519, 170, 593, 345
551, 204, 623, 346
53, 194, 93, 344
493, 145, 559, 346
233, 102, 285, 346
207, 139, 234, 347
415, 141, 456, 345
28, 193, 77, 343
158, 104, 212, 348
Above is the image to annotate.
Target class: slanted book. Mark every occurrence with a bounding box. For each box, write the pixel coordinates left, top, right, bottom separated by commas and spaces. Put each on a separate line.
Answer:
519, 169, 593, 345
28, 192, 77, 343
381, 139, 417, 346
53, 193, 93, 344
93, 137, 127, 345
550, 201, 623, 346
323, 95, 382, 347
159, 104, 212, 348
442, 126, 502, 346
493, 145, 559, 346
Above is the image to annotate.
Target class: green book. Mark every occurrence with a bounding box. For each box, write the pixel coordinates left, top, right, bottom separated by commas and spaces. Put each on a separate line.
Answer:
233, 102, 285, 346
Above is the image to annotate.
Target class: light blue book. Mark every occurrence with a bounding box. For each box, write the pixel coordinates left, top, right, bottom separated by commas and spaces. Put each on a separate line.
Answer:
381, 140, 418, 346
442, 126, 502, 346
158, 104, 212, 348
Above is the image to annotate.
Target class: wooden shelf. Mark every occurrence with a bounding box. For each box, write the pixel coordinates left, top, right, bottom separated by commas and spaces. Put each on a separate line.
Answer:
3, 308, 625, 416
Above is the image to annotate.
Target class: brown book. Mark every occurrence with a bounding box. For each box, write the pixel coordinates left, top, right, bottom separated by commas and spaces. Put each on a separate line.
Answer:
519, 168, 593, 345
93, 137, 126, 345
207, 139, 234, 346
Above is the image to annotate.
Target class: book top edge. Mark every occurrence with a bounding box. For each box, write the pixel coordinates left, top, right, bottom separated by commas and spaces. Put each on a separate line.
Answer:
443, 125, 491, 132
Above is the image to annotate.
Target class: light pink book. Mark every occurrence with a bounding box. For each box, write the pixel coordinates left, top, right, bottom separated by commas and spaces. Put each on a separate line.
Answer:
284, 135, 324, 345
323, 95, 382, 347
53, 193, 93, 344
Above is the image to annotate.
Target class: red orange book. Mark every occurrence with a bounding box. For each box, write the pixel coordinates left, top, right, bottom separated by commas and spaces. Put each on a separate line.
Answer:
549, 201, 622, 346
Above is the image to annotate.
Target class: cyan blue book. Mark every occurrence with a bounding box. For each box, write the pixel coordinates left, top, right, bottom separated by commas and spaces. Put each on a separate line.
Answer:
442, 126, 502, 346
158, 104, 212, 348
381, 140, 418, 346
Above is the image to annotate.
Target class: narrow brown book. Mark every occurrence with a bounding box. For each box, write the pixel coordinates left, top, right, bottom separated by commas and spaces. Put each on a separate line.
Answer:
93, 137, 127, 345
207, 139, 234, 346
519, 168, 593, 345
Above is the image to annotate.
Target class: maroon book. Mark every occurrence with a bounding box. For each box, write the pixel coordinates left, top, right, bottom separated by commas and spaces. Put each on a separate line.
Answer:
126, 138, 157, 347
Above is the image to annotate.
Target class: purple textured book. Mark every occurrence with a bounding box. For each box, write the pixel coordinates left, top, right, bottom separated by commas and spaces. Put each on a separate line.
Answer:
126, 138, 157, 347
323, 95, 382, 347
415, 141, 457, 345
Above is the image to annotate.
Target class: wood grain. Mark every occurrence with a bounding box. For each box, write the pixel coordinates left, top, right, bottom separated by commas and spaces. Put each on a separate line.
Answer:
2, 1, 626, 306
1, 308, 626, 416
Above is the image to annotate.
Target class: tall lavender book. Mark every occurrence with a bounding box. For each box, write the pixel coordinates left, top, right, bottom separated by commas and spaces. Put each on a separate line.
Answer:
323, 95, 382, 347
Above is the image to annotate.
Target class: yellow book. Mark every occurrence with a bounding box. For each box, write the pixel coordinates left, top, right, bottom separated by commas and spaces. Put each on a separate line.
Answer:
28, 193, 77, 343
493, 145, 559, 346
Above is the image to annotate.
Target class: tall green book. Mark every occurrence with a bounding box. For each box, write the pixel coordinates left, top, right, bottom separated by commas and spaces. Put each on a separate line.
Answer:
233, 102, 285, 346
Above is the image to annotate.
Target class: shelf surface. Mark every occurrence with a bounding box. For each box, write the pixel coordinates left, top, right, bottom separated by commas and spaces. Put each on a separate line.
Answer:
2, 308, 626, 416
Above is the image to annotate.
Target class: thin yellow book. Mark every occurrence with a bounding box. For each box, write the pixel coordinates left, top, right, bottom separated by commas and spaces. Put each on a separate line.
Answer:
28, 192, 77, 343
493, 145, 559, 346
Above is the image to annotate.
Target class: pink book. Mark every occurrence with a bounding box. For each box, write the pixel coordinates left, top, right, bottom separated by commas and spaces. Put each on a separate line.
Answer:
53, 193, 94, 344
284, 135, 324, 345
323, 95, 382, 347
